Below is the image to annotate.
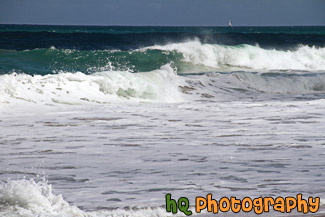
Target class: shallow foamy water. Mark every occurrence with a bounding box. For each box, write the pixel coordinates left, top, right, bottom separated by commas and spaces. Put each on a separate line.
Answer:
1, 93, 325, 216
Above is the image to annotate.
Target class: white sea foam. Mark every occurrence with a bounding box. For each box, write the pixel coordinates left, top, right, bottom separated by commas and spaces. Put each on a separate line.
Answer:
0, 179, 177, 217
146, 40, 325, 72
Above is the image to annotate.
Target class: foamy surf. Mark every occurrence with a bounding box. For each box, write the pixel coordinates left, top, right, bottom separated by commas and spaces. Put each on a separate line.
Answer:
0, 179, 177, 217
0, 64, 184, 105
2, 68, 325, 106
0, 179, 85, 217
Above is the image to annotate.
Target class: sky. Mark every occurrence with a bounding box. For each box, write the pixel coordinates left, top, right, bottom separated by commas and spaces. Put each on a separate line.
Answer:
0, 0, 325, 26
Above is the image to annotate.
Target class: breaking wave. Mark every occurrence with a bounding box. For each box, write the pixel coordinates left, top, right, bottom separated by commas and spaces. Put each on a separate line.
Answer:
145, 40, 325, 72
0, 64, 184, 105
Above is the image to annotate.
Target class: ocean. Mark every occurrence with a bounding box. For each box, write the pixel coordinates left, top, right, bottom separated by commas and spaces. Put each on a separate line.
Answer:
0, 25, 325, 217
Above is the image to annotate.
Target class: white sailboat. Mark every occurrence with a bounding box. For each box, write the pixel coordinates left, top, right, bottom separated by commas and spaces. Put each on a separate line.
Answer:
228, 20, 232, 27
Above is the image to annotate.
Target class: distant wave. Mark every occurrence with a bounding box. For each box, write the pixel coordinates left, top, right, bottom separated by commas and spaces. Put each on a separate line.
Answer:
145, 40, 325, 72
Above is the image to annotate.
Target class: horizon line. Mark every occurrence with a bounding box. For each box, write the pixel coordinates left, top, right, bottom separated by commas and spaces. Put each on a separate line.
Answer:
1, 23, 325, 28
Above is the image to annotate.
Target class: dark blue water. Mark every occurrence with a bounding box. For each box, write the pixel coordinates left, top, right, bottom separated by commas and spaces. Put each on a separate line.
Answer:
1, 25, 325, 51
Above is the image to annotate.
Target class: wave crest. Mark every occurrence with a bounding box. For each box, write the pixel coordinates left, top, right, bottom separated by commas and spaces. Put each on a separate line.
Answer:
2, 41, 325, 76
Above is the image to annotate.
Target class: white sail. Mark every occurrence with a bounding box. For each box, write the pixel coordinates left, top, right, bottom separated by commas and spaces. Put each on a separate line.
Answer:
229, 20, 232, 27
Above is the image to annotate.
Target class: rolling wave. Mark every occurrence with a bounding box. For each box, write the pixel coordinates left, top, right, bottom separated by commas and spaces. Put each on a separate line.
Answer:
0, 47, 182, 75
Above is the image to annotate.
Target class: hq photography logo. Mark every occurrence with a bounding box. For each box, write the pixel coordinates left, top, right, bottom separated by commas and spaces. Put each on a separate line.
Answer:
165, 193, 320, 216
